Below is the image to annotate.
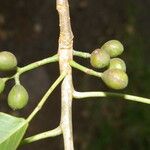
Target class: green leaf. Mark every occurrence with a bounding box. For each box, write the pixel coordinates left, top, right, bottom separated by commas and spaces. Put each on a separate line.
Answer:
0, 112, 28, 150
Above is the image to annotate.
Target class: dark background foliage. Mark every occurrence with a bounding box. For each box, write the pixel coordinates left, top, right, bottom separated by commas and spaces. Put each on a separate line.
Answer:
0, 0, 150, 149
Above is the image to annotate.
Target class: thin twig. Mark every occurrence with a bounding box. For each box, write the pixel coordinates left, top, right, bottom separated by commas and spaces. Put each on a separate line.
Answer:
21, 126, 62, 145
5, 54, 58, 82
27, 71, 67, 123
73, 91, 150, 104
18, 54, 58, 74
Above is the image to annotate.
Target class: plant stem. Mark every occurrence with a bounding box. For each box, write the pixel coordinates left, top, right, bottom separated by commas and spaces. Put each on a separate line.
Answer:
73, 91, 150, 104
70, 60, 102, 78
21, 126, 62, 145
73, 50, 91, 58
57, 0, 74, 149
26, 71, 66, 123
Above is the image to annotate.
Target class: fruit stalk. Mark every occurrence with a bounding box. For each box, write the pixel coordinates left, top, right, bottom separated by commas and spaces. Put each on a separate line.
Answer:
56, 0, 74, 150
70, 60, 102, 78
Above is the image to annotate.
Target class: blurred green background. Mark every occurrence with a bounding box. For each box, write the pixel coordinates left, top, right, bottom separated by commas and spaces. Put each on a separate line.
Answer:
0, 0, 149, 149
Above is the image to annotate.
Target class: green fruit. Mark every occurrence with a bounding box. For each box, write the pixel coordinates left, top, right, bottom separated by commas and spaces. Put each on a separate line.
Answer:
0, 78, 5, 94
8, 84, 29, 110
102, 69, 128, 90
109, 58, 126, 72
0, 51, 17, 71
90, 49, 110, 69
101, 40, 124, 57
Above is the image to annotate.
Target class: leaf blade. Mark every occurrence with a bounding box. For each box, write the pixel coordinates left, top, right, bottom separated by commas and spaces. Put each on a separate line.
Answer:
0, 112, 28, 150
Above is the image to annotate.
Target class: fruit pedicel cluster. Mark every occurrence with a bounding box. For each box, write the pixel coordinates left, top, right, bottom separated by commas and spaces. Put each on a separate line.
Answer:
0, 40, 127, 111
90, 40, 128, 90
0, 51, 29, 110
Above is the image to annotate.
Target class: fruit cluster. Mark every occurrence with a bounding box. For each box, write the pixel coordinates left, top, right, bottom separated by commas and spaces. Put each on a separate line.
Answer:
90, 40, 128, 90
0, 51, 29, 110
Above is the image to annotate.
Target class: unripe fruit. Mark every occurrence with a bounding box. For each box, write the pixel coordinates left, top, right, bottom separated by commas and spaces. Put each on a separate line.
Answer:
109, 58, 126, 72
101, 40, 124, 57
0, 51, 17, 71
0, 78, 5, 94
8, 84, 29, 110
102, 69, 128, 90
90, 49, 110, 69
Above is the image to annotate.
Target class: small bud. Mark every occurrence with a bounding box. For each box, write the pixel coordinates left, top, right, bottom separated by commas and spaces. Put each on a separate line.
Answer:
102, 69, 128, 90
101, 40, 124, 57
0, 51, 17, 71
90, 49, 110, 69
109, 58, 126, 72
8, 84, 29, 110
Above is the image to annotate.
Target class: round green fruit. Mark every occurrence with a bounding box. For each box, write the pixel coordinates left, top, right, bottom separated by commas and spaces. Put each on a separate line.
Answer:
101, 40, 124, 57
0, 78, 5, 94
109, 58, 126, 72
8, 84, 29, 110
102, 69, 128, 90
90, 49, 110, 69
0, 51, 17, 71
